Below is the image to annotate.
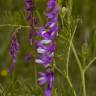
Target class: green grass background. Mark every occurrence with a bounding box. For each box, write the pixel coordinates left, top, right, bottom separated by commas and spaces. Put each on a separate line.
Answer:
0, 0, 96, 96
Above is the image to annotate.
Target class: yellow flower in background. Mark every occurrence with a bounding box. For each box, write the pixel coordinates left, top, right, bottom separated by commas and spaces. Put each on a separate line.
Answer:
1, 69, 8, 77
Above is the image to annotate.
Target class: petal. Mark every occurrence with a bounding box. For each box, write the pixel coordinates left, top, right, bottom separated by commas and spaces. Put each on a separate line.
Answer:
38, 72, 45, 76
38, 77, 47, 85
35, 59, 44, 64
49, 23, 55, 28
40, 40, 52, 44
37, 48, 46, 54
44, 63, 50, 68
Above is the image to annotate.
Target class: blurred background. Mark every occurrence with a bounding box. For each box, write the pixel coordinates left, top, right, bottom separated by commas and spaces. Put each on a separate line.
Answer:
0, 0, 96, 96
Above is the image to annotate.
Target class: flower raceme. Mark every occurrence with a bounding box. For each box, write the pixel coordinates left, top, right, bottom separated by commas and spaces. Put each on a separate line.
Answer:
35, 0, 59, 68
35, 0, 60, 96
9, 31, 20, 73
25, 0, 37, 45
25, 0, 59, 96
9, 32, 19, 64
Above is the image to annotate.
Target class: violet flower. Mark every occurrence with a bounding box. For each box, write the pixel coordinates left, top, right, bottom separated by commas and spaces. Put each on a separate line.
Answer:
24, 53, 32, 62
9, 32, 19, 73
38, 69, 54, 96
25, 0, 37, 45
9, 32, 19, 63
38, 69, 54, 86
25, 0, 35, 24
36, 0, 59, 96
35, 0, 59, 67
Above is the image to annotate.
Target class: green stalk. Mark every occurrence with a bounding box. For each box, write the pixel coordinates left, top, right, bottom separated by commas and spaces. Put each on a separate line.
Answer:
71, 43, 82, 72
71, 43, 87, 96
66, 0, 73, 76
81, 72, 86, 96
67, 0, 73, 26
84, 57, 96, 72
34, 62, 38, 89
54, 63, 77, 96
58, 33, 87, 96
66, 23, 78, 76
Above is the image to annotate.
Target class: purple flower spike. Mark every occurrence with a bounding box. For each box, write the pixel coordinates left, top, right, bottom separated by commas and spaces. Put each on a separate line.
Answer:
36, 0, 59, 67
35, 0, 59, 96
25, 0, 37, 45
10, 32, 19, 64
9, 32, 20, 73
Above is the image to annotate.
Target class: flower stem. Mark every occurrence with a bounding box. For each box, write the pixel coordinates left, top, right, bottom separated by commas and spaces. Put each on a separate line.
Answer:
58, 33, 87, 96
0, 24, 30, 28
54, 64, 77, 96
71, 43, 87, 96
81, 72, 86, 96
84, 56, 96, 72
66, 75, 77, 96
0, 24, 40, 30
34, 63, 38, 89
66, 24, 78, 76
71, 43, 82, 72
